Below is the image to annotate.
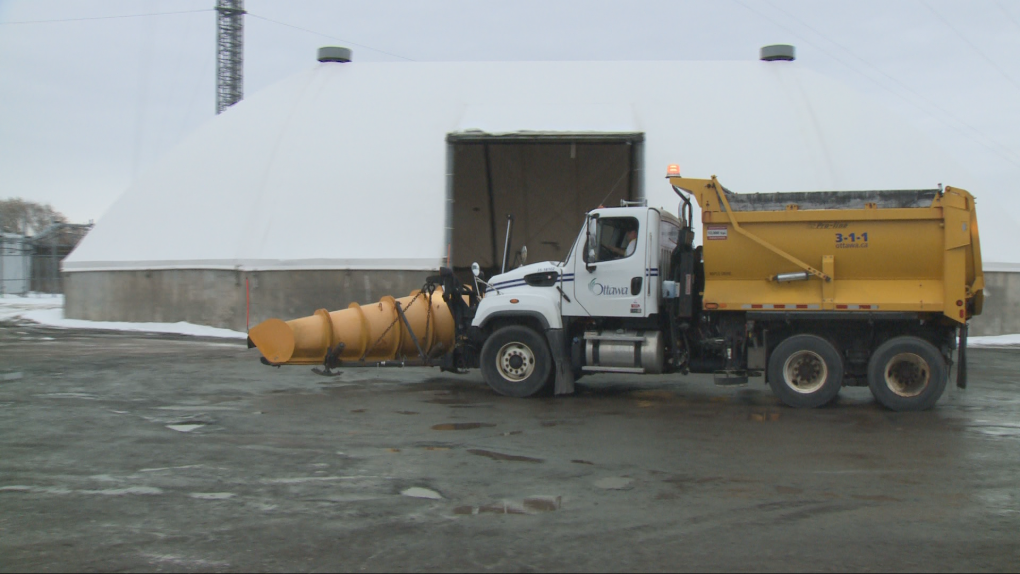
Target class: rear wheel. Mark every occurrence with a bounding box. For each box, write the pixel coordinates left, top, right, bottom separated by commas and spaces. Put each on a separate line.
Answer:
480, 326, 553, 398
767, 334, 844, 408
867, 336, 947, 411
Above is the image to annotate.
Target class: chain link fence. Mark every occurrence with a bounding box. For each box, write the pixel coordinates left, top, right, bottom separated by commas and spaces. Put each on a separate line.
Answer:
0, 224, 92, 296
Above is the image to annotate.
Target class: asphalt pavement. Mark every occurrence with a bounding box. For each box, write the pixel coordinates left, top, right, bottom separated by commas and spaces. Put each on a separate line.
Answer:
1, 320, 1018, 572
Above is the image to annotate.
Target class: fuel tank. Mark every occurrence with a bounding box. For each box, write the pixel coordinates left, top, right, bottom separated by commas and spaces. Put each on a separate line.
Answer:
248, 288, 456, 365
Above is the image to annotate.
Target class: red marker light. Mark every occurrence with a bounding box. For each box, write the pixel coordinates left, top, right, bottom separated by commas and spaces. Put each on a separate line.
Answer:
666, 164, 681, 177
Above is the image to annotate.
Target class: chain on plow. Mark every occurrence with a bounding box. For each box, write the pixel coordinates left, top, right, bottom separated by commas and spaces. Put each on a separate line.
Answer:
357, 280, 436, 362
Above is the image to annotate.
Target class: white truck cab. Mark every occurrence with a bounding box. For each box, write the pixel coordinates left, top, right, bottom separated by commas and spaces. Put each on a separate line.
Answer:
469, 204, 691, 398
472, 205, 684, 328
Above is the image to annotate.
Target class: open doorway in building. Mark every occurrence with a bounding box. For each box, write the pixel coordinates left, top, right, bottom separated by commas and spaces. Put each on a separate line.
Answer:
447, 133, 644, 280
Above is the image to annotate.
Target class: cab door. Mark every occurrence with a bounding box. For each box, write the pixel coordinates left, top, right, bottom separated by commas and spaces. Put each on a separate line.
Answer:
571, 213, 648, 317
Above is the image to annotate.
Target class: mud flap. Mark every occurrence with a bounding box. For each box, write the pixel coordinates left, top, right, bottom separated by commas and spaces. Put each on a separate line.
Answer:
957, 324, 968, 389
545, 329, 575, 395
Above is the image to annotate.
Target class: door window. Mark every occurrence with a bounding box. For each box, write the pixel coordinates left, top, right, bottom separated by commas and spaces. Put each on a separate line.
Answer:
594, 217, 640, 262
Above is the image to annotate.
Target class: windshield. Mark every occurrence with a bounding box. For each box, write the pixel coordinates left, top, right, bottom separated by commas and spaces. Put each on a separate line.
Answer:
559, 224, 586, 267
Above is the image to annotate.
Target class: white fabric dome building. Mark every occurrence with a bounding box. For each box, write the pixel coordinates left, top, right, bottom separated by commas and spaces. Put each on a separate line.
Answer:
63, 50, 1014, 333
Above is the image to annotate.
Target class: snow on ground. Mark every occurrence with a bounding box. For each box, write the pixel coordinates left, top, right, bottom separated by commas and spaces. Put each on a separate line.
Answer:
0, 295, 246, 339
0, 294, 1016, 346
969, 334, 1020, 348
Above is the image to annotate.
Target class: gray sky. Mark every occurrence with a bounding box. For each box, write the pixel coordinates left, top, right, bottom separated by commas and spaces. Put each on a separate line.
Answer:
1, 0, 1018, 225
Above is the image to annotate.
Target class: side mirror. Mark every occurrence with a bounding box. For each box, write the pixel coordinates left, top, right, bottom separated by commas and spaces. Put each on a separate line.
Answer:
471, 262, 482, 278
519, 246, 528, 265
584, 216, 599, 271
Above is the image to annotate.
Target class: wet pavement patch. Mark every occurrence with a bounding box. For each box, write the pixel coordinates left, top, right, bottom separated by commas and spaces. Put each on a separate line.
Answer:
400, 487, 444, 500
594, 477, 635, 490
395, 411, 419, 415
852, 494, 901, 503
455, 496, 562, 515
166, 424, 205, 433
571, 459, 595, 465
431, 422, 496, 431
749, 408, 781, 422
523, 496, 562, 512
467, 449, 544, 463
426, 398, 477, 405
189, 492, 236, 500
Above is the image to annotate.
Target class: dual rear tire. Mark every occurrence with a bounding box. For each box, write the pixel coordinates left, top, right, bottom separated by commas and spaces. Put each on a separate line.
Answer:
867, 336, 947, 412
767, 334, 843, 409
768, 334, 948, 411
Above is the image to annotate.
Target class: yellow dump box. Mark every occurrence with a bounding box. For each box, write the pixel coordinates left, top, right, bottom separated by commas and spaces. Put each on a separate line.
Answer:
668, 176, 984, 323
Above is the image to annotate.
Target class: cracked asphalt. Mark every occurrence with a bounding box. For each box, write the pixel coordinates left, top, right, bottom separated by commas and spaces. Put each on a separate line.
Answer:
1, 320, 1018, 572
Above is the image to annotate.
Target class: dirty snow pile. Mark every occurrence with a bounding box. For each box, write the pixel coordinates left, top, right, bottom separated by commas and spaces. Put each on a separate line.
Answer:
0, 294, 246, 339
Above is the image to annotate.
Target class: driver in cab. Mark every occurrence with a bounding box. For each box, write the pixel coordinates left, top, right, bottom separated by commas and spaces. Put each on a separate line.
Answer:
606, 228, 637, 259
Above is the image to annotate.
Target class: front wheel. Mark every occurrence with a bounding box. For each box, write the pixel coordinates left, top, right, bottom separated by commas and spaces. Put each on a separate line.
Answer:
767, 334, 844, 408
867, 336, 947, 411
480, 326, 553, 398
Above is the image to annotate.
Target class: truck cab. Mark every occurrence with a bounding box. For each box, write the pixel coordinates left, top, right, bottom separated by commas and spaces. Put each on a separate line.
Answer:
469, 202, 700, 397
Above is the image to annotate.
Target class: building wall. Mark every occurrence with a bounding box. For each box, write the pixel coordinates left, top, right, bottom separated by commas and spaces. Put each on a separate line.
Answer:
64, 269, 1019, 336
64, 269, 434, 332
969, 271, 1020, 336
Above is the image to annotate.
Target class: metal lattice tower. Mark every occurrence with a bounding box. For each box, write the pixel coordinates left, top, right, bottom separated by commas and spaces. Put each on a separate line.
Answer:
215, 0, 245, 114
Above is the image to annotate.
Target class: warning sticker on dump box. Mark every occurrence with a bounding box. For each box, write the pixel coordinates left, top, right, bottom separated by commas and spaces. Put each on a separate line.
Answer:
707, 226, 728, 240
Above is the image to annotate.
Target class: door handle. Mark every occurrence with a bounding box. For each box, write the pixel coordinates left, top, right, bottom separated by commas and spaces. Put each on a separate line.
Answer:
631, 277, 642, 296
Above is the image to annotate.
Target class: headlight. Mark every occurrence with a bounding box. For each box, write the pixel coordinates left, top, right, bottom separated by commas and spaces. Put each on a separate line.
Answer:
524, 271, 559, 287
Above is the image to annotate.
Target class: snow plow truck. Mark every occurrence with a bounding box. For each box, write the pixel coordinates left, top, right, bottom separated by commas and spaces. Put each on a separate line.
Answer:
248, 167, 984, 411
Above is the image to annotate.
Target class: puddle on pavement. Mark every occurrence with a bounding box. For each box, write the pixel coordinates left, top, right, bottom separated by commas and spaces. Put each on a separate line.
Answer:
467, 449, 544, 463
454, 496, 560, 515
749, 409, 781, 422
401, 487, 443, 500
166, 424, 206, 433
594, 477, 634, 490
965, 421, 1020, 439
395, 411, 419, 415
853, 494, 901, 503
571, 459, 595, 465
630, 390, 676, 401
431, 422, 496, 431
426, 398, 479, 405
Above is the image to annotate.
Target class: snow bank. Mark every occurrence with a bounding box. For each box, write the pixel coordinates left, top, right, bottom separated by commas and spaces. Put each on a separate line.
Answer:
0, 295, 246, 339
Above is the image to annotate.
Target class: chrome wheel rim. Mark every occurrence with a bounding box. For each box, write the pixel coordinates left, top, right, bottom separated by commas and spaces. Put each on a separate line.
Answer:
782, 350, 828, 394
884, 353, 930, 397
496, 342, 535, 382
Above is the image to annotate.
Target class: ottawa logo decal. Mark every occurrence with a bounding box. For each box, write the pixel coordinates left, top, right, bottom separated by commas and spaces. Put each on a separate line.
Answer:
589, 278, 630, 296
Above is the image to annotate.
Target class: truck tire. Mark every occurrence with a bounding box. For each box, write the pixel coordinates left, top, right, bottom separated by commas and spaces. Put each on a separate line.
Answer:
767, 334, 844, 408
867, 336, 947, 411
480, 326, 553, 398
